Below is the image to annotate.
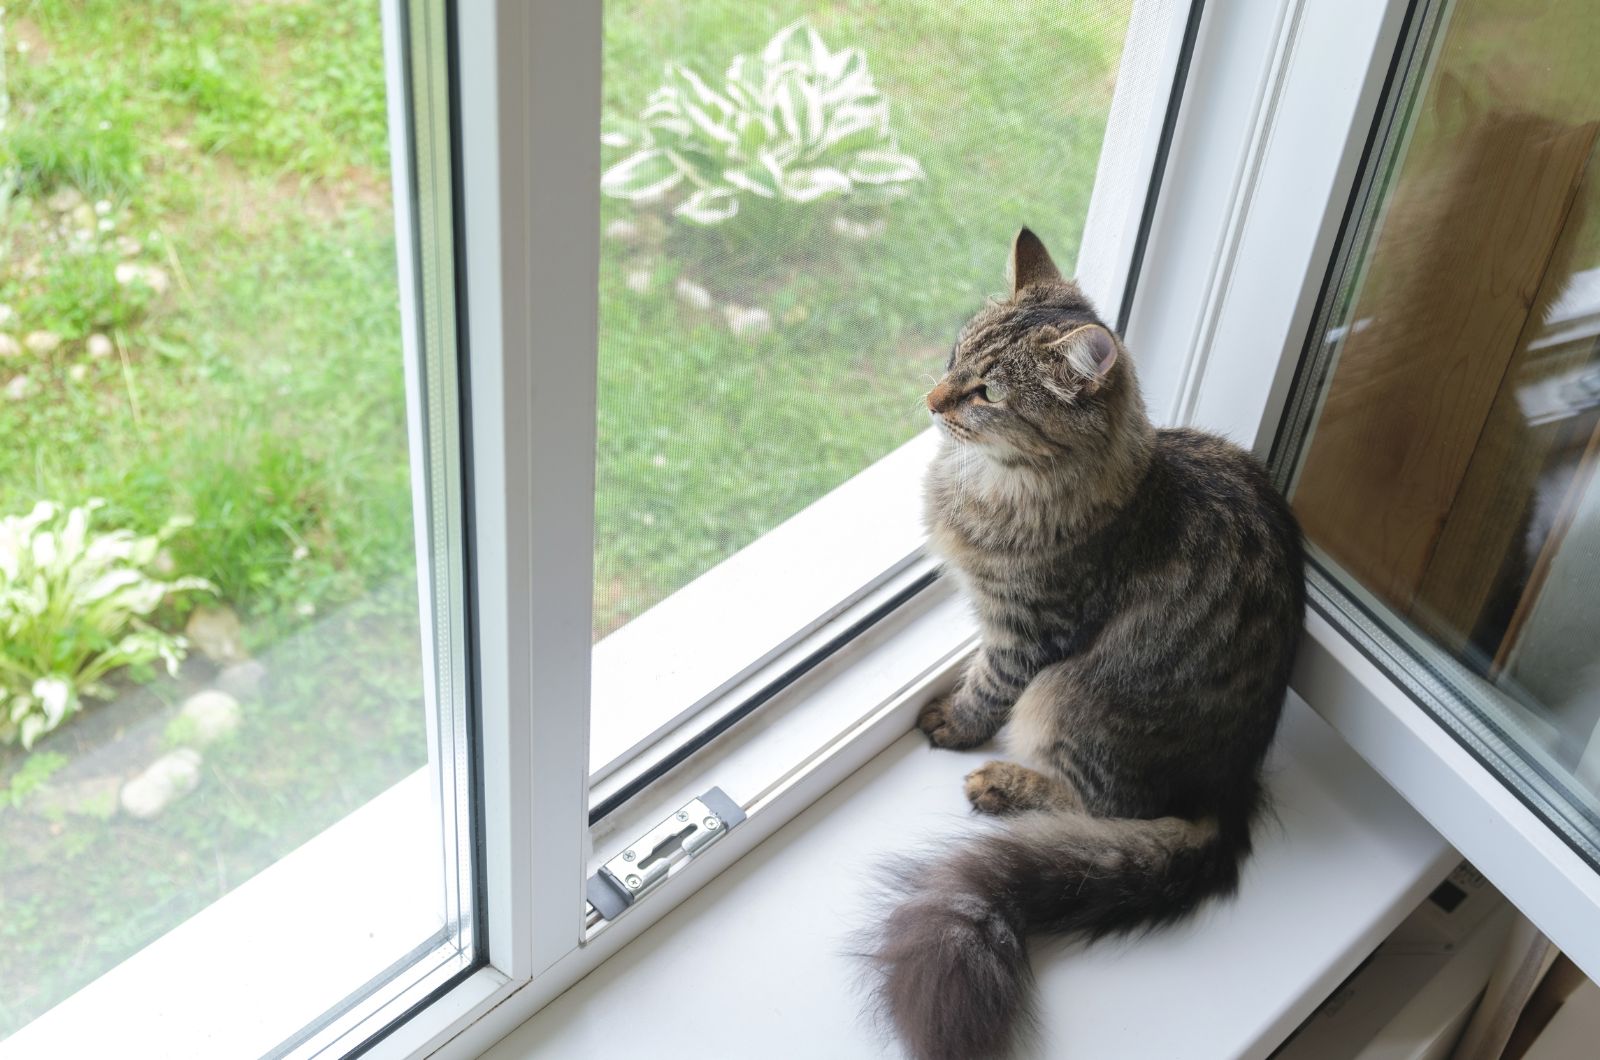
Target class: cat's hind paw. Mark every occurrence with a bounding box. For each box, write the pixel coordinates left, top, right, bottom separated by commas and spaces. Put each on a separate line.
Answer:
964, 760, 1065, 815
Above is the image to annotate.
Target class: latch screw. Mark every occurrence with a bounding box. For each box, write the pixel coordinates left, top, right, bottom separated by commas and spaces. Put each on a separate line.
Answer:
703, 817, 720, 830
625, 874, 642, 889
622, 850, 636, 862
675, 811, 690, 822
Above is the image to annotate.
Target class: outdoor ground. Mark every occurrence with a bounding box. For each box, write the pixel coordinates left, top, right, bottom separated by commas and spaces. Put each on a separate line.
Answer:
0, 0, 1127, 1035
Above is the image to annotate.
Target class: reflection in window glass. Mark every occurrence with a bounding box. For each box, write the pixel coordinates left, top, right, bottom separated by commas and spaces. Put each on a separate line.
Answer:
1281, 0, 1600, 856
594, 1, 1136, 637
0, 0, 466, 1045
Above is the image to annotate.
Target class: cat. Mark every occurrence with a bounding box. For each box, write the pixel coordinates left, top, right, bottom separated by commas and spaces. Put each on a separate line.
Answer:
864, 228, 1305, 1060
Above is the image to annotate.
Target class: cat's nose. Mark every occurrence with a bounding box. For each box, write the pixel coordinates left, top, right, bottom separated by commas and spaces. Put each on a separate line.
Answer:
926, 382, 956, 413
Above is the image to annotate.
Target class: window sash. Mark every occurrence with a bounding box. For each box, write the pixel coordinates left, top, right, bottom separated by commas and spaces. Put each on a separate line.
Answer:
0, 1, 486, 1055
1162, 0, 1600, 981
584, 0, 1206, 811
452, 0, 600, 988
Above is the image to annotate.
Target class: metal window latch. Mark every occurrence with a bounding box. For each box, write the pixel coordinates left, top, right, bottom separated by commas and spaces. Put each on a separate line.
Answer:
586, 787, 745, 922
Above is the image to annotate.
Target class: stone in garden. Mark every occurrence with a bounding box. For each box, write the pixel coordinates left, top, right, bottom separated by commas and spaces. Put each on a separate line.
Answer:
625, 268, 653, 294
674, 279, 713, 311
24, 330, 61, 355
4, 375, 34, 401
70, 203, 96, 235
185, 604, 249, 664
216, 659, 267, 700
605, 218, 641, 243
723, 304, 772, 339
179, 689, 242, 745
831, 216, 888, 241
68, 364, 88, 383
114, 262, 171, 295
47, 187, 84, 213
119, 748, 203, 820
87, 333, 114, 359
0, 334, 19, 358
143, 265, 172, 294
0, 304, 13, 326
116, 236, 143, 257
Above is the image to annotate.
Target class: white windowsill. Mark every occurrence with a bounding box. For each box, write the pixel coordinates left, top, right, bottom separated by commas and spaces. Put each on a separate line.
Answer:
481, 696, 1456, 1060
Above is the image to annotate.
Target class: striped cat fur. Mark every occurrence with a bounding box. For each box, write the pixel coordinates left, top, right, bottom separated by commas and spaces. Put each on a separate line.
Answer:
864, 229, 1305, 1060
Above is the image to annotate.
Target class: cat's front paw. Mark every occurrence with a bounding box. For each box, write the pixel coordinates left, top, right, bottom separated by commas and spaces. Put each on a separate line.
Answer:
916, 697, 987, 750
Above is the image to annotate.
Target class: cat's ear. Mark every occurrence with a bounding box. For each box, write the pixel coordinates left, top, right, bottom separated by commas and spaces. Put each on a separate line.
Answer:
1009, 227, 1062, 297
1046, 324, 1118, 390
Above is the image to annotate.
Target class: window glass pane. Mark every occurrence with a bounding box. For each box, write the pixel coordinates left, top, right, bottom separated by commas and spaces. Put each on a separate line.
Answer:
0, 0, 473, 1051
1278, 0, 1600, 862
593, 1, 1140, 637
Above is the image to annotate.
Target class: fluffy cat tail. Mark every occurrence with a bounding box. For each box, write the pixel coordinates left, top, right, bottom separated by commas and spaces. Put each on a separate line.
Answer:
865, 804, 1254, 1060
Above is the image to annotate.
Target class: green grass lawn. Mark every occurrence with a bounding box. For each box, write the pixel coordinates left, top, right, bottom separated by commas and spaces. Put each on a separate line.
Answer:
0, 0, 1128, 1033
593, 0, 1130, 629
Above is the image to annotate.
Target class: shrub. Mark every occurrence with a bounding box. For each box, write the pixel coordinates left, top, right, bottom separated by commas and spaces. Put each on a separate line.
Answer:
601, 21, 923, 226
0, 500, 213, 749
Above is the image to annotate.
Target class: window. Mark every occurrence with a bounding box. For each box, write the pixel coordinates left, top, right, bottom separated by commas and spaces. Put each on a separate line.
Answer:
1160, 0, 1600, 977
586, 0, 1201, 800
1, 0, 477, 1054
0, 0, 1232, 1054
1272, 0, 1600, 869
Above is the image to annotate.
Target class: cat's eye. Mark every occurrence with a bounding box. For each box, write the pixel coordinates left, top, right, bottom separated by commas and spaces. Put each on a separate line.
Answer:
976, 382, 1007, 404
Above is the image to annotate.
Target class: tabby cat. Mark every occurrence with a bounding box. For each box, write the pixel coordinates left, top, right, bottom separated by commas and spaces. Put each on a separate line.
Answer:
866, 229, 1305, 1060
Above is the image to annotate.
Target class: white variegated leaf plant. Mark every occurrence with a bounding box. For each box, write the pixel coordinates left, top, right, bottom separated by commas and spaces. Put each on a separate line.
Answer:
0, 500, 214, 750
601, 21, 924, 225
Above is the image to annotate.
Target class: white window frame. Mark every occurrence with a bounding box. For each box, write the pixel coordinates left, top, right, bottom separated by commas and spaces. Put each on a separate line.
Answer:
426, 0, 1600, 1052
23, 0, 1600, 1057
